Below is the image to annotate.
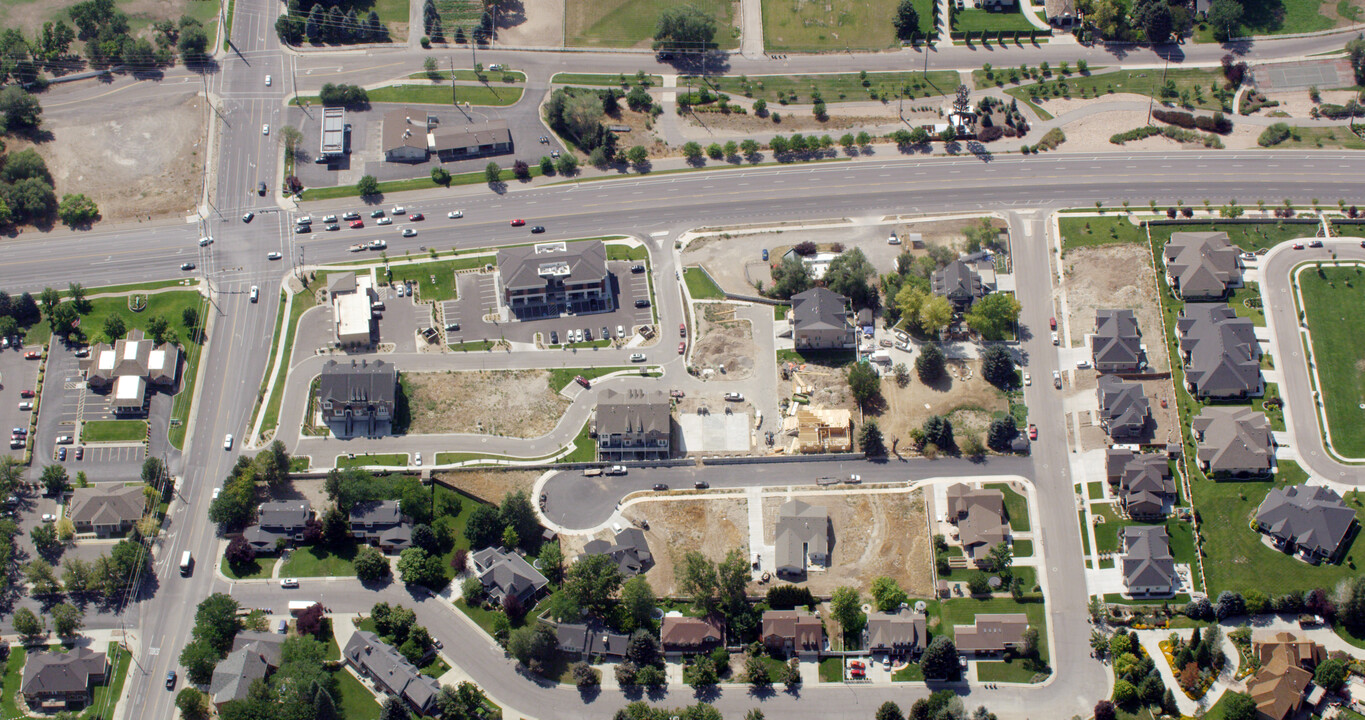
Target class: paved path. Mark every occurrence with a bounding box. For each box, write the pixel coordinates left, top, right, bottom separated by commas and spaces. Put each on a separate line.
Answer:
739, 0, 765, 58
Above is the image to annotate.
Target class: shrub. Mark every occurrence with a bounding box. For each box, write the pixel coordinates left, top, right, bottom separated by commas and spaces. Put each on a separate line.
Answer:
1194, 112, 1233, 134
1258, 123, 1292, 147
977, 126, 1004, 142
1152, 109, 1196, 129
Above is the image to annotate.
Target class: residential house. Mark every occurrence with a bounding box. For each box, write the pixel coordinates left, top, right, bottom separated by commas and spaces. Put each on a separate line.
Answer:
555, 622, 629, 659
783, 406, 853, 454
319, 359, 397, 437
944, 483, 1009, 566
497, 241, 612, 318
954, 614, 1028, 656
210, 633, 286, 706
1255, 485, 1357, 563
344, 631, 441, 716
774, 499, 830, 576
1164, 231, 1242, 299
931, 259, 989, 311
471, 546, 549, 607
1176, 304, 1261, 398
595, 389, 672, 461
1122, 525, 1178, 596
81, 329, 181, 415
1106, 449, 1175, 519
64, 485, 145, 537
243, 500, 313, 553
350, 500, 413, 552
660, 616, 724, 656
1192, 406, 1274, 477
1096, 376, 1150, 439
865, 611, 928, 659
21, 647, 108, 709
790, 288, 856, 350
578, 526, 653, 577
381, 108, 430, 162
1091, 309, 1145, 373
760, 610, 824, 659
1044, 0, 1076, 24
1246, 630, 1326, 720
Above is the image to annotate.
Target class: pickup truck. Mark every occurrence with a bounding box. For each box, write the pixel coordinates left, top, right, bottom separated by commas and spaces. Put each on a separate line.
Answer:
349, 243, 366, 252
604, 465, 628, 476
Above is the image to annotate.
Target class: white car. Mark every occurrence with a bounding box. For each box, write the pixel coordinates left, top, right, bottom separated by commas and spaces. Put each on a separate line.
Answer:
369, 239, 387, 250
280, 578, 298, 589
888, 233, 901, 245
724, 392, 744, 401
391, 206, 405, 215
414, 452, 422, 466
198, 236, 213, 246
447, 210, 464, 219
1023, 373, 1031, 386
616, 325, 625, 339
55, 435, 73, 445
212, 487, 221, 500
629, 353, 646, 362
262, 124, 269, 135
224, 434, 233, 450
17, 402, 31, 411
41, 514, 54, 523
377, 217, 393, 225
264, 75, 272, 86
267, 252, 282, 260
402, 228, 417, 237
250, 286, 259, 303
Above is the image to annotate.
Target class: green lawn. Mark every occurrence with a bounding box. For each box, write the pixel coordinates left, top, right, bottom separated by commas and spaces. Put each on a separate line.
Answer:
63, 292, 206, 450
332, 667, 382, 720
421, 656, 451, 678
939, 597, 1048, 664
281, 542, 361, 577
683, 266, 725, 300
546, 366, 637, 392
1228, 284, 1265, 326
299, 165, 543, 201
986, 483, 1031, 531
606, 243, 650, 262
0, 642, 130, 720
685, 70, 958, 104
335, 453, 409, 468
0, 643, 24, 719
1012, 538, 1034, 557
891, 662, 923, 681
1008, 67, 1234, 112
1078, 509, 1090, 553
1087, 481, 1104, 500
975, 657, 1041, 682
258, 287, 318, 440
550, 73, 663, 87
1091, 506, 1196, 570
1192, 0, 1337, 41
221, 555, 277, 580
762, 0, 908, 51
1147, 220, 1319, 254
80, 420, 147, 443
387, 255, 493, 302
1059, 216, 1146, 252
1254, 382, 1285, 432
1298, 265, 1365, 456
1195, 460, 1365, 595
456, 598, 520, 637
566, 0, 737, 49
952, 6, 1036, 33
1263, 126, 1365, 150
292, 85, 523, 107
80, 279, 194, 297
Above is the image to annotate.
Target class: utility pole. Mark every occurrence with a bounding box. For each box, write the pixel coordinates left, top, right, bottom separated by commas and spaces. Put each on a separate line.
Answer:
1148, 55, 1169, 126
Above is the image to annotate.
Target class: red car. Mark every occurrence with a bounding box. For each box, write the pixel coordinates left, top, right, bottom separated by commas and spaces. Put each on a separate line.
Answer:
510, 219, 525, 227
574, 375, 590, 388
1049, 316, 1057, 330
1028, 424, 1038, 440
408, 213, 424, 221
1292, 242, 1304, 249
349, 220, 363, 229
849, 668, 865, 678
678, 341, 686, 354
849, 661, 865, 670
679, 323, 686, 337
24, 351, 39, 360
20, 390, 34, 398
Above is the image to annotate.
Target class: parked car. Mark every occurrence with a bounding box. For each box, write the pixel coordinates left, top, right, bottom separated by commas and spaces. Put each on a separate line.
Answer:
1309, 239, 1324, 248
762, 248, 769, 261
20, 390, 34, 398
1028, 424, 1038, 440
75, 446, 83, 461
17, 402, 31, 411
55, 435, 72, 444
605, 466, 627, 476
634, 299, 650, 308
724, 392, 744, 401
242, 212, 254, 222
1292, 242, 1304, 249
212, 487, 221, 500
631, 264, 645, 273
281, 578, 298, 588
1023, 373, 1031, 386
56, 447, 66, 461
1052, 371, 1061, 389
549, 330, 559, 344
25, 351, 40, 360
678, 341, 686, 354
264, 75, 271, 86
574, 375, 590, 388
652, 483, 669, 492
414, 452, 422, 466
888, 233, 900, 245
1049, 316, 1056, 330
680, 323, 687, 337
1050, 331, 1059, 345
619, 325, 627, 339
694, 481, 709, 489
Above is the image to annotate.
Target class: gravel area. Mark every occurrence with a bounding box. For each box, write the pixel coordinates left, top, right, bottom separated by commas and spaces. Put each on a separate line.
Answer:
404, 370, 570, 437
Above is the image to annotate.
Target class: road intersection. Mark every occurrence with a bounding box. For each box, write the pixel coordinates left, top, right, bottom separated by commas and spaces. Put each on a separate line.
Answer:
7, 2, 1365, 718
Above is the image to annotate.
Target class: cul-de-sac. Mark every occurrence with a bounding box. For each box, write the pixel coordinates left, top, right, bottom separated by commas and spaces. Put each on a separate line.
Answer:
4, 1, 1365, 719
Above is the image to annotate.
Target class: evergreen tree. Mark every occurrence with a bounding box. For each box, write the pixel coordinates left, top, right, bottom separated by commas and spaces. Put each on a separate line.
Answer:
305, 4, 324, 43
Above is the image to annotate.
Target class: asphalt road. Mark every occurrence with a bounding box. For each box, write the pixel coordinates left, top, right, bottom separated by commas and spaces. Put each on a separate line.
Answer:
1258, 239, 1365, 485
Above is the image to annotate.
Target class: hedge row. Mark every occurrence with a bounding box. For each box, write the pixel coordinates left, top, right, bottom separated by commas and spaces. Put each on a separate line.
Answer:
1151, 109, 1232, 134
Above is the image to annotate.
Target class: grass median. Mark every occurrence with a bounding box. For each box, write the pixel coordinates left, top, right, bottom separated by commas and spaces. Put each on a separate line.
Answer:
685, 69, 958, 104
80, 420, 147, 443
299, 165, 543, 202
1298, 264, 1365, 456
257, 287, 318, 442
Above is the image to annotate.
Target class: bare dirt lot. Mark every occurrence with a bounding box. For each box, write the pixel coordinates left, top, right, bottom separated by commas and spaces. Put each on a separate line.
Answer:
621, 496, 749, 597
1059, 243, 1171, 373
11, 91, 206, 223
404, 370, 570, 437
691, 303, 756, 379
759, 489, 933, 598
432, 469, 540, 504
876, 357, 1008, 451
496, 0, 565, 46
1069, 371, 1180, 451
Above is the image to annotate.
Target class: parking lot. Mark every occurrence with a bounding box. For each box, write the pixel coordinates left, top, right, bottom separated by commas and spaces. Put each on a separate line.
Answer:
376, 290, 434, 352
442, 262, 654, 346
286, 102, 560, 190
30, 345, 152, 484
1, 342, 41, 460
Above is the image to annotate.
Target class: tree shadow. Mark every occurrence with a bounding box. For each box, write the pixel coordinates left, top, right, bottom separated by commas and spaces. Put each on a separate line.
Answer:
493, 0, 526, 28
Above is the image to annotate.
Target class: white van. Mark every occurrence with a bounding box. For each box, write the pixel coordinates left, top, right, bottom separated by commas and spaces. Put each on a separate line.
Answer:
179, 551, 193, 575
